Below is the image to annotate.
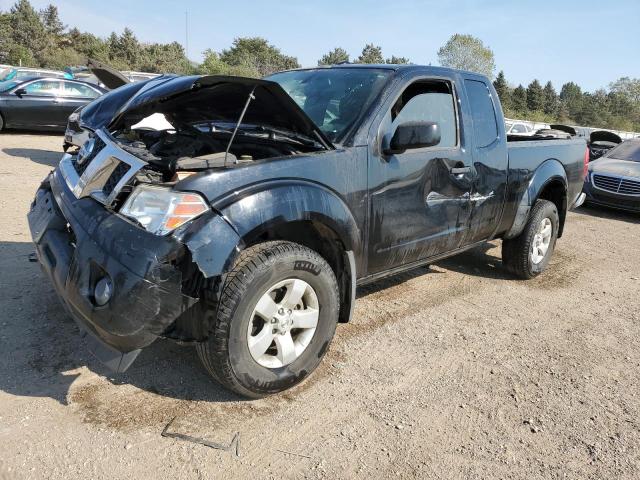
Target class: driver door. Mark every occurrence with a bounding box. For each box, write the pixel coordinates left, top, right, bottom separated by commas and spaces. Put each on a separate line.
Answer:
367, 78, 473, 274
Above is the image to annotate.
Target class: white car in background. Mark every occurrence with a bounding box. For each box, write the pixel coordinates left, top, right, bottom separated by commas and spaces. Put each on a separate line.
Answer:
505, 121, 535, 136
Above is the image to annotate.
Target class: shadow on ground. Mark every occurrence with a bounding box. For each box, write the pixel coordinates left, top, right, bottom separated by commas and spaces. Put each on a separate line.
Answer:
574, 204, 640, 224
0, 238, 511, 406
2, 147, 62, 168
0, 240, 241, 407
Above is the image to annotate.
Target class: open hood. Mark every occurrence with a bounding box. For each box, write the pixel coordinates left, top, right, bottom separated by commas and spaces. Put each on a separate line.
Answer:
590, 130, 622, 145
111, 75, 334, 149
87, 58, 130, 90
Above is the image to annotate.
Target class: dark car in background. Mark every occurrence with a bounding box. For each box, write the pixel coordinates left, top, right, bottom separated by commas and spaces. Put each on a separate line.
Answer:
583, 139, 640, 212
0, 77, 106, 132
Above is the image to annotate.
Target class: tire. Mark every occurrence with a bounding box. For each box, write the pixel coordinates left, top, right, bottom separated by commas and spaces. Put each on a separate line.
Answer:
502, 199, 559, 279
196, 241, 340, 398
0, 112, 4, 132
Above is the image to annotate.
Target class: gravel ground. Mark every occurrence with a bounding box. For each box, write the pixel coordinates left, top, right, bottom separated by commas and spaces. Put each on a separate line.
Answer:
1, 132, 640, 480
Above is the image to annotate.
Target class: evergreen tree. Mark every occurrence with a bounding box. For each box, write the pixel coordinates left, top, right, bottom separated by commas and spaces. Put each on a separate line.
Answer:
39, 4, 64, 37
559, 82, 583, 119
493, 71, 511, 109
356, 44, 384, 64
9, 0, 47, 63
318, 47, 349, 65
542, 81, 557, 115
511, 85, 527, 112
526, 79, 544, 111
386, 55, 409, 64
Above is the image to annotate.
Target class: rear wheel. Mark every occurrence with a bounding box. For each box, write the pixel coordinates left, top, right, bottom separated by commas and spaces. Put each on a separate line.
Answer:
196, 241, 340, 398
502, 199, 559, 279
0, 112, 4, 132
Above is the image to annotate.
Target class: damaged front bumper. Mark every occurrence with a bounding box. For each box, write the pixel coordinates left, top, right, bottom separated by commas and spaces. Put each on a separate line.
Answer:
28, 170, 198, 372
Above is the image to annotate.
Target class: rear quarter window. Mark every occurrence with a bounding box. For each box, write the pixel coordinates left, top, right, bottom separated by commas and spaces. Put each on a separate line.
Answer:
465, 79, 499, 147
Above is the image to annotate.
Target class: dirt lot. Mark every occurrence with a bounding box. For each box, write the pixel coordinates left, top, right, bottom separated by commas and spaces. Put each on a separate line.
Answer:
1, 132, 639, 479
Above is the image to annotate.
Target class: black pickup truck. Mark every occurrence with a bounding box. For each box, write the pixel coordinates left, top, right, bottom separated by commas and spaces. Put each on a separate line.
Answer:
28, 65, 587, 397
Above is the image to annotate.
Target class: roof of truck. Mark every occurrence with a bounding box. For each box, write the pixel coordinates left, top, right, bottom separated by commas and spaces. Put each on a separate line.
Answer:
283, 63, 488, 79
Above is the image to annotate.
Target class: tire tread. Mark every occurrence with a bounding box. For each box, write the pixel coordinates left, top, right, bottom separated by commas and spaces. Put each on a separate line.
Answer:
196, 241, 338, 398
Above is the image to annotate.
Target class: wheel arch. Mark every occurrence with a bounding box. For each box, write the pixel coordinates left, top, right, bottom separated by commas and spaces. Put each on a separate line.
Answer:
504, 159, 568, 239
221, 183, 361, 324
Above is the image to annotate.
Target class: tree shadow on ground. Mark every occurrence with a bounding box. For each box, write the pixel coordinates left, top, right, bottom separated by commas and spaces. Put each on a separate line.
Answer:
2, 147, 62, 168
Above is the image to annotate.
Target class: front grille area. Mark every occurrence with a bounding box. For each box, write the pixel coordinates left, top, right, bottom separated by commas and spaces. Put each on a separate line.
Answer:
593, 174, 640, 196
102, 162, 131, 197
593, 174, 620, 192
619, 178, 640, 195
71, 136, 106, 177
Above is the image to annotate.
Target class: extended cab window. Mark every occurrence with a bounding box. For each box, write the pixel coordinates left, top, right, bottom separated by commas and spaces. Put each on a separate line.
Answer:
391, 80, 457, 148
465, 79, 498, 147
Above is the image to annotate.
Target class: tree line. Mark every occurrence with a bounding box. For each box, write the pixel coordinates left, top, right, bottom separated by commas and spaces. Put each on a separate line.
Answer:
1, 0, 639, 132
494, 72, 640, 131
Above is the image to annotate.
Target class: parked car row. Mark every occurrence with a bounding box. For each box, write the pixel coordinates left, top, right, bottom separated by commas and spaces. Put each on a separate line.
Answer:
0, 77, 107, 131
0, 60, 161, 134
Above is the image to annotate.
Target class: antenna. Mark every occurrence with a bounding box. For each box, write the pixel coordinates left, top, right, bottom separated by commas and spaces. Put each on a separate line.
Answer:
224, 87, 257, 167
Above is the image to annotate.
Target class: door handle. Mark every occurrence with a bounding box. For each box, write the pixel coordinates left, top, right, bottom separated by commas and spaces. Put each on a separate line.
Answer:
450, 166, 471, 175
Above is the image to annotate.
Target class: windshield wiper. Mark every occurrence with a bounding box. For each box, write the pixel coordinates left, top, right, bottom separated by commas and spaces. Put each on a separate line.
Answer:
244, 125, 323, 149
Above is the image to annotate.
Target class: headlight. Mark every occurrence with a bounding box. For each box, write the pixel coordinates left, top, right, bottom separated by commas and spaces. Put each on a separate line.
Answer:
68, 111, 80, 123
119, 185, 209, 235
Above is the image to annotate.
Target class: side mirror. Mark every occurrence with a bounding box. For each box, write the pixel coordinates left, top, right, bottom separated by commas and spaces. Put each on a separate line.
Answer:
383, 121, 441, 155
14, 88, 27, 97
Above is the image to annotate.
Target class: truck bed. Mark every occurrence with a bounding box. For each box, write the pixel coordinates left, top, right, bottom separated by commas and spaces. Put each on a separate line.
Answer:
496, 137, 587, 237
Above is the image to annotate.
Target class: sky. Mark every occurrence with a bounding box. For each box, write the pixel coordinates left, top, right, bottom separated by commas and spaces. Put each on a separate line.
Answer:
3, 0, 639, 92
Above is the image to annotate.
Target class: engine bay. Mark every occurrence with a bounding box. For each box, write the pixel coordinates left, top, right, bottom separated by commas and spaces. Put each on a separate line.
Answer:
110, 123, 317, 184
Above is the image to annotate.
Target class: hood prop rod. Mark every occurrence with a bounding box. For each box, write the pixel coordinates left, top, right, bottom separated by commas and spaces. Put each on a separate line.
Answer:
223, 86, 256, 167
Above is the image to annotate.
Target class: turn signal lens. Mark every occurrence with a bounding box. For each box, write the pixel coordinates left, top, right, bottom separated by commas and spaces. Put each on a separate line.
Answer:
119, 185, 209, 235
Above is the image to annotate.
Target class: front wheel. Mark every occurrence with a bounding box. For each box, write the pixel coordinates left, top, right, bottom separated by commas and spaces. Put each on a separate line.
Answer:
196, 241, 340, 398
502, 199, 559, 279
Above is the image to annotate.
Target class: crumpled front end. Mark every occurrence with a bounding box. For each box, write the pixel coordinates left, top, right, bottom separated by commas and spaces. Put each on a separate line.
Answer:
28, 170, 199, 371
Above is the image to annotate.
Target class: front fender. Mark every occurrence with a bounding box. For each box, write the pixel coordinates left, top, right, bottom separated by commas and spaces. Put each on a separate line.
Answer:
174, 210, 243, 278
504, 159, 567, 239
219, 180, 361, 256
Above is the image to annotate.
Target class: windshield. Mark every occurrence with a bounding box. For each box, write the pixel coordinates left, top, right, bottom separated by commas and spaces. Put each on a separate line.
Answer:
0, 69, 16, 82
0, 81, 19, 92
607, 141, 640, 162
267, 68, 392, 142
